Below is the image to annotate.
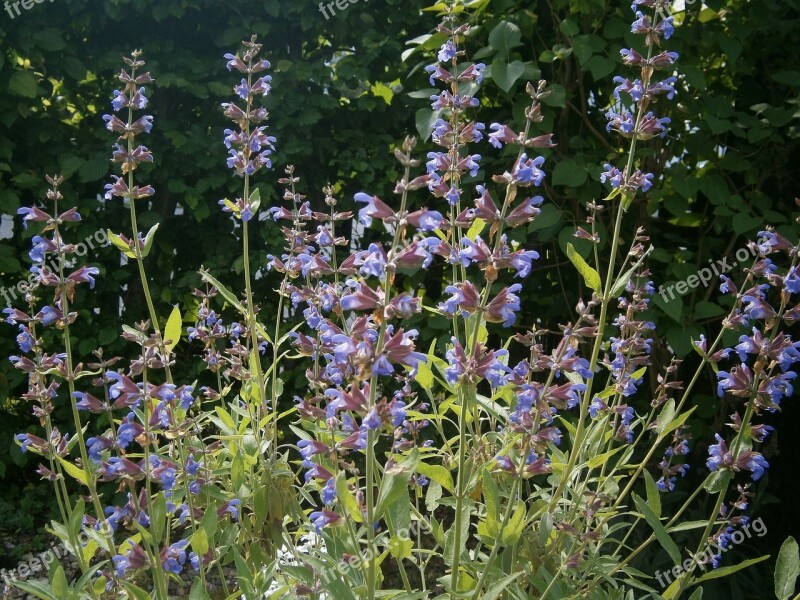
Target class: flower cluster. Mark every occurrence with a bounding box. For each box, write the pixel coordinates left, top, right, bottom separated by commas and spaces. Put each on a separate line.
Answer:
219, 35, 275, 221
103, 51, 155, 209
702, 230, 799, 484
601, 0, 678, 198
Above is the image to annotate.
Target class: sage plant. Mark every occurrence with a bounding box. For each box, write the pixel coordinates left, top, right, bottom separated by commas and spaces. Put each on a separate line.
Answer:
4, 0, 799, 599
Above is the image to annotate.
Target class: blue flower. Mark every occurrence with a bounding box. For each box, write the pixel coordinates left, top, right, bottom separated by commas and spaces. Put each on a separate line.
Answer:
116, 414, 139, 449
16, 326, 34, 353
321, 478, 337, 505
390, 401, 407, 427
362, 408, 382, 431
511, 154, 545, 186
179, 386, 195, 410
742, 453, 769, 481
785, 266, 800, 294
161, 539, 189, 575
39, 306, 59, 326
437, 40, 457, 62
600, 163, 623, 188
309, 509, 341, 533
706, 434, 730, 472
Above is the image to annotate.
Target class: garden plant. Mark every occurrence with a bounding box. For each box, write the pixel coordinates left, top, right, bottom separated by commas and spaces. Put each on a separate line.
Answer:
3, 0, 800, 599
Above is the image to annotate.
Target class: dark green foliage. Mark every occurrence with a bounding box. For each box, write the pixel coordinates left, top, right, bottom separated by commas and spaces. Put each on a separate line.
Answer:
0, 1, 798, 594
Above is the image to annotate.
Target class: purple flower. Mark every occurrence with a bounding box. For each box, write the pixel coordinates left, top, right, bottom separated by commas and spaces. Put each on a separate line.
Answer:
218, 499, 241, 520
112, 542, 147, 577
354, 192, 394, 227
485, 284, 523, 327
740, 452, 769, 481
390, 400, 407, 426
298, 439, 330, 460
321, 478, 337, 505
116, 413, 142, 449
600, 163, 623, 188
354, 243, 388, 278
784, 266, 800, 293
362, 407, 382, 431
15, 326, 34, 352
161, 539, 190, 575
511, 154, 545, 186
38, 306, 60, 326
437, 40, 457, 62
309, 509, 341, 533
508, 249, 539, 278
406, 208, 443, 232
706, 434, 732, 473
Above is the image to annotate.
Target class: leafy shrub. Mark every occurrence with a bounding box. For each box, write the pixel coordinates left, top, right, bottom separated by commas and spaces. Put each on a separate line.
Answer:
4, 1, 799, 599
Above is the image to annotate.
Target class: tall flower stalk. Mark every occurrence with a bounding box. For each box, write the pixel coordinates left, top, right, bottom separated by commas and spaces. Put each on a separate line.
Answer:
5, 2, 799, 599
219, 36, 276, 454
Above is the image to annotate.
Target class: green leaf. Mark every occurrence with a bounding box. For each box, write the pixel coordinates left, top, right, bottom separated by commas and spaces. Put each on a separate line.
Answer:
444, 501, 472, 567
482, 469, 500, 538
200, 504, 218, 540
107, 230, 136, 259
772, 71, 800, 87
500, 501, 526, 545
652, 291, 683, 323
10, 580, 57, 600
586, 56, 616, 81
190, 528, 209, 557
56, 456, 89, 486
50, 566, 68, 599
150, 492, 167, 545
232, 451, 245, 490
415, 359, 434, 389
586, 445, 626, 469
9, 71, 38, 98
426, 480, 443, 512
335, 471, 363, 523
416, 462, 454, 493
121, 582, 151, 600
141, 223, 160, 258
483, 572, 524, 600
488, 21, 522, 58
559, 18, 579, 36
660, 406, 696, 438
376, 449, 419, 520
198, 269, 245, 313
491, 59, 526, 92
528, 204, 563, 233
552, 158, 588, 187
655, 399, 677, 437
467, 217, 486, 241
775, 537, 800, 600
415, 108, 439, 142
566, 242, 601, 293
633, 493, 681, 565
693, 555, 770, 584
189, 577, 211, 600
643, 470, 662, 519
164, 305, 182, 352
704, 469, 733, 494
249, 187, 262, 213
388, 535, 414, 559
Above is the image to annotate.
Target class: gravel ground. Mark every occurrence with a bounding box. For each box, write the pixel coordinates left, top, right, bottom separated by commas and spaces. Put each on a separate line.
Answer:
0, 534, 323, 600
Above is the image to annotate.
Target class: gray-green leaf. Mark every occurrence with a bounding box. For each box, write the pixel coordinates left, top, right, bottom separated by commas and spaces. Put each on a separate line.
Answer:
775, 537, 800, 600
